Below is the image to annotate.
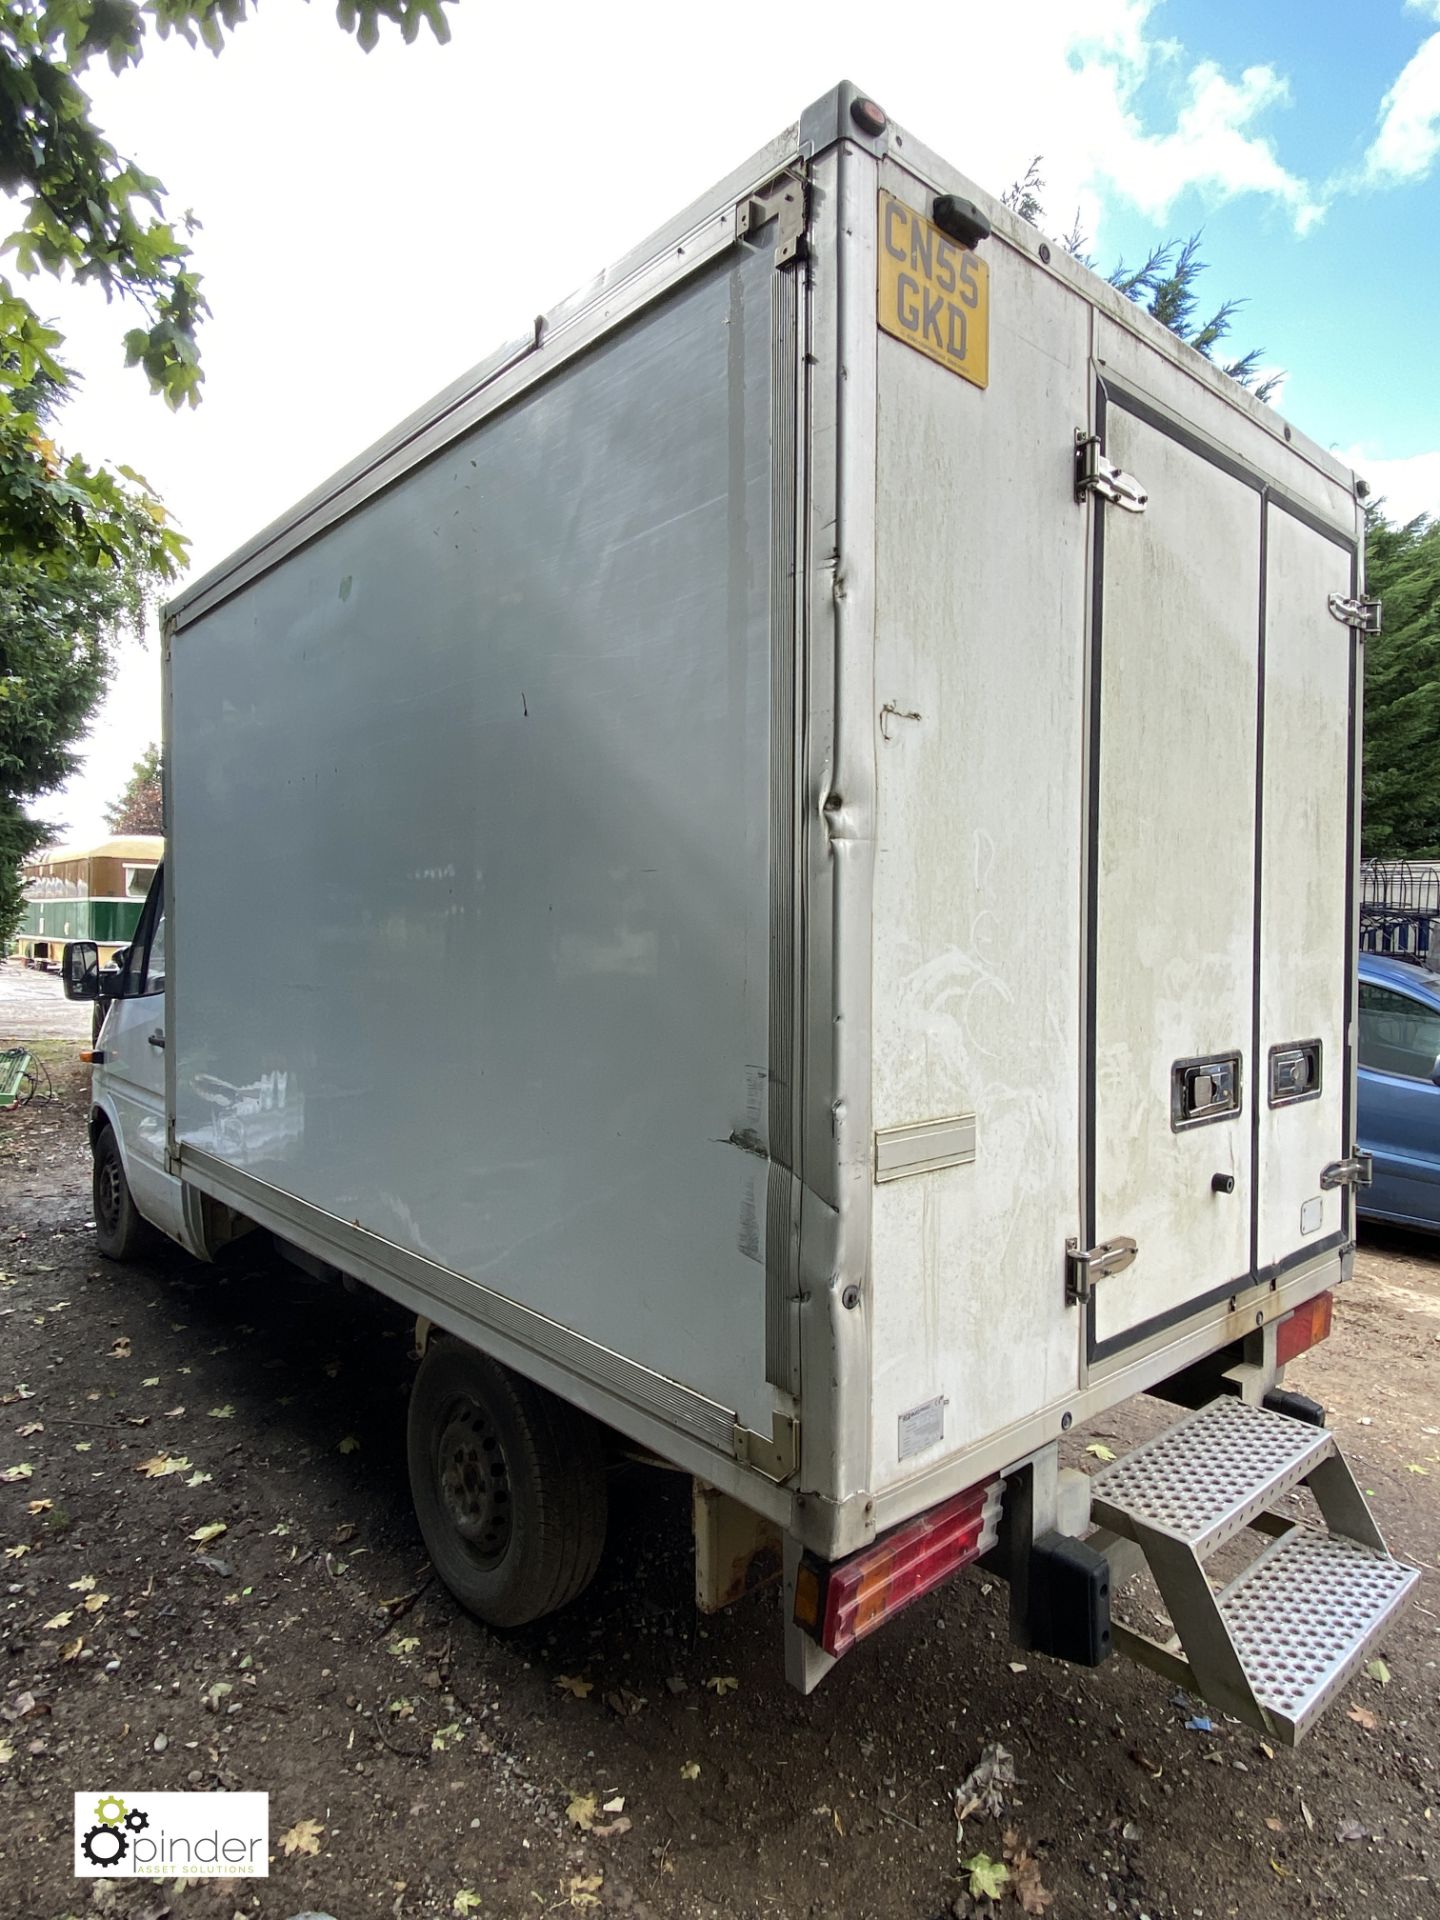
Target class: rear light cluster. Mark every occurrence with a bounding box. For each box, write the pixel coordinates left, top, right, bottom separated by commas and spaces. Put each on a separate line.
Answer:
793, 1477, 1004, 1658
1276, 1289, 1333, 1367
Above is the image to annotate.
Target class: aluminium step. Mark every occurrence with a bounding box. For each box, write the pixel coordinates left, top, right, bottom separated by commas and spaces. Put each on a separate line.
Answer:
1088, 1395, 1334, 1558
1217, 1524, 1420, 1741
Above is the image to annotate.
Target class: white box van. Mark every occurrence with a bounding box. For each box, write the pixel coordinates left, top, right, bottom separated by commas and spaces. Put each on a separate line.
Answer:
66, 82, 1415, 1737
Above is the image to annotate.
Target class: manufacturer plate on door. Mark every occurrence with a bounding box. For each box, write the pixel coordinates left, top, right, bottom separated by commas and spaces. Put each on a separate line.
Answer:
877, 192, 989, 388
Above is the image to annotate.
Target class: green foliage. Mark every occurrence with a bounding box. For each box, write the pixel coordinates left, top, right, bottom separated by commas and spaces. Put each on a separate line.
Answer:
1361, 510, 1440, 859
1002, 159, 1278, 400
104, 739, 163, 832
1, 2, 453, 939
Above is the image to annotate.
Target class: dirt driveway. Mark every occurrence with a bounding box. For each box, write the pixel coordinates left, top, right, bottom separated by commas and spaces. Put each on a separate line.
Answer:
1, 1000, 1436, 1920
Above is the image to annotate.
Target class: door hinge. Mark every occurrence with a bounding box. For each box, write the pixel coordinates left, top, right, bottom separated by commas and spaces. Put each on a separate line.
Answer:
1327, 593, 1381, 636
1066, 1235, 1139, 1306
733, 1410, 799, 1483
737, 172, 807, 267
1320, 1153, 1373, 1191
1075, 431, 1148, 514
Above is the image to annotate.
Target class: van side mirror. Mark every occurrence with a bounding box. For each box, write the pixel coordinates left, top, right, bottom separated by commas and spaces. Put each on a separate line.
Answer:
62, 941, 100, 1001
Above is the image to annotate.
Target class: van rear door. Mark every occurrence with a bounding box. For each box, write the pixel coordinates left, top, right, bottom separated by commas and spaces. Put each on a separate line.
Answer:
1083, 375, 1360, 1364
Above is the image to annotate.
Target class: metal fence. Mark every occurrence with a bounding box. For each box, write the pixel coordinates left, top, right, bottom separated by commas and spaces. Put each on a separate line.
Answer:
1359, 861, 1440, 960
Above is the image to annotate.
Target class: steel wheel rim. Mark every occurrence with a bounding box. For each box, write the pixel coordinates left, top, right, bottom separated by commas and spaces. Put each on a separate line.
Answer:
96, 1153, 122, 1234
436, 1396, 511, 1565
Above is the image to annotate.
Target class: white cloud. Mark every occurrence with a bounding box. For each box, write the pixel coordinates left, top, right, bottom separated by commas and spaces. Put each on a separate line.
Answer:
1364, 23, 1440, 183
1336, 446, 1440, 526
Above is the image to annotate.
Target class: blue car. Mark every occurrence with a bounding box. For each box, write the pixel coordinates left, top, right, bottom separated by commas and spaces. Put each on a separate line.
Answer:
1358, 948, 1440, 1230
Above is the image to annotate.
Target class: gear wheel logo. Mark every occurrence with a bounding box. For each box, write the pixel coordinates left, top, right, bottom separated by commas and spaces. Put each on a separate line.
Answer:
93, 1794, 127, 1827
124, 1807, 149, 1833
81, 1824, 129, 1869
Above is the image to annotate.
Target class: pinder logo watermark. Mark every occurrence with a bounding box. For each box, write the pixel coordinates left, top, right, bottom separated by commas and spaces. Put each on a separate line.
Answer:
74, 1792, 269, 1878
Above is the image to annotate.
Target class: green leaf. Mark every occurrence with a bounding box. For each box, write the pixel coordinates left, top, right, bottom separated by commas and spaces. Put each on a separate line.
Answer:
963, 1853, 1011, 1901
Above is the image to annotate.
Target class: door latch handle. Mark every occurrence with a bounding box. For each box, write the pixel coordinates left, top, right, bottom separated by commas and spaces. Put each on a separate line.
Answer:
1320, 1153, 1371, 1190
147, 1029, 166, 1050
1065, 1235, 1138, 1306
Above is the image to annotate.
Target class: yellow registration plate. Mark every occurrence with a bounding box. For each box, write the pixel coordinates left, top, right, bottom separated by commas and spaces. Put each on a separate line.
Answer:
876, 191, 989, 389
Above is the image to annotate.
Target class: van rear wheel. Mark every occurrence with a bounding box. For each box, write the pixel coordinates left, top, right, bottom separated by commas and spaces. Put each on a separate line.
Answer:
93, 1125, 151, 1262
407, 1337, 608, 1629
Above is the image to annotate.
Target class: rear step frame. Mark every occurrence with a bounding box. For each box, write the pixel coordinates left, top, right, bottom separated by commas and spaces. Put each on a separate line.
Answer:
1087, 1396, 1419, 1742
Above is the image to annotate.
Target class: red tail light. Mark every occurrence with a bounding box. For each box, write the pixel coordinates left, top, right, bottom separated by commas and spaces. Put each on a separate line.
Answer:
793, 1478, 1004, 1658
1276, 1290, 1333, 1367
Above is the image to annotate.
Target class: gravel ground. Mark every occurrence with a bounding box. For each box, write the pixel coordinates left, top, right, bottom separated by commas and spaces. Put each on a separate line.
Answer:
1, 969, 1436, 1920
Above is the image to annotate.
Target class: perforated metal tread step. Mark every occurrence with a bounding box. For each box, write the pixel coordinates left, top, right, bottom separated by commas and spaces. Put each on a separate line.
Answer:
1218, 1525, 1420, 1741
1089, 1396, 1333, 1557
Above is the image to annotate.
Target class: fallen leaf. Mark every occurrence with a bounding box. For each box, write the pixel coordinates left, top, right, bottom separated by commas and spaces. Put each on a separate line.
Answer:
387, 1698, 415, 1719
185, 1471, 211, 1488
82, 1594, 108, 1615
387, 1635, 420, 1657
1336, 1818, 1369, 1844
431, 1722, 463, 1752
59, 1636, 84, 1662
3, 1545, 30, 1560
16, 1422, 42, 1437
566, 1793, 597, 1831
1008, 1661, 1028, 1674
208, 1405, 234, 1420
67, 1575, 96, 1593
555, 1674, 593, 1698
142, 1377, 160, 1387
1005, 1838, 1053, 1916
0, 1464, 34, 1483
338, 1434, 360, 1455
124, 1415, 149, 1427
705, 1674, 739, 1696
280, 1817, 325, 1857
604, 1687, 646, 1718
0, 1740, 13, 1764
164, 1406, 185, 1419
1265, 1817, 1285, 1833
1366, 1658, 1391, 1686
452, 1895, 483, 1916
602, 1796, 625, 1814
25, 1499, 51, 1515
188, 1522, 227, 1545
1405, 1463, 1430, 1475
110, 1338, 131, 1358
1301, 1800, 1315, 1834
332, 1523, 357, 1544
1348, 1704, 1378, 1731
568, 1872, 604, 1908
1085, 1442, 1117, 1463
592, 1814, 631, 1838
1270, 1858, 1291, 1879
679, 1762, 700, 1780
43, 1611, 74, 1630
73, 1443, 92, 1454
136, 1454, 191, 1478
963, 1852, 1010, 1901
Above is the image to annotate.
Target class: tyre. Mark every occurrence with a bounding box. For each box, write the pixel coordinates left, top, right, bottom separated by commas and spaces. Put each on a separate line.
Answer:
407, 1338, 608, 1629
92, 1124, 152, 1262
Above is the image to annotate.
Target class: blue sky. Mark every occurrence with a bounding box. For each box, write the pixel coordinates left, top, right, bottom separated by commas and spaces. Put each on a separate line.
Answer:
31, 0, 1440, 835
1089, 0, 1440, 464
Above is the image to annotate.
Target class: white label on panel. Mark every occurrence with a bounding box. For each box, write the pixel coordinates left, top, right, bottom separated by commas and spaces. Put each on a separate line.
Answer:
1300, 1196, 1323, 1236
898, 1396, 946, 1460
